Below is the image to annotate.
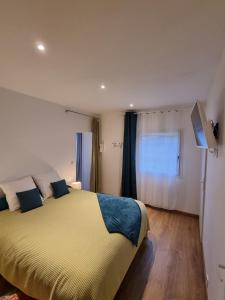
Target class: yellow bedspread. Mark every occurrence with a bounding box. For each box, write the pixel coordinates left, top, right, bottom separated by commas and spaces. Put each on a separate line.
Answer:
0, 189, 149, 300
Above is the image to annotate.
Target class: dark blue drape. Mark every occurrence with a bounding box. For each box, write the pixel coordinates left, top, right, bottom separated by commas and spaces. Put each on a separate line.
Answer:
76, 133, 82, 182
121, 112, 137, 199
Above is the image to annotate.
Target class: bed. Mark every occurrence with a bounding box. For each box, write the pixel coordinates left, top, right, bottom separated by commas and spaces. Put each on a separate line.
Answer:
0, 189, 149, 300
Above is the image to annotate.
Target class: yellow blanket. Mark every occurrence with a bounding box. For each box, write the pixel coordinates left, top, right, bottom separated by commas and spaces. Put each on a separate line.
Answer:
0, 189, 149, 300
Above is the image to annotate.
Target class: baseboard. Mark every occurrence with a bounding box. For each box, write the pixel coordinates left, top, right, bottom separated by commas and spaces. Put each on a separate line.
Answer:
145, 204, 199, 218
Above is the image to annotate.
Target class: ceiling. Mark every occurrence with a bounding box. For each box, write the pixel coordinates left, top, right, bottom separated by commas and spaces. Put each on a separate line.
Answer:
0, 0, 225, 114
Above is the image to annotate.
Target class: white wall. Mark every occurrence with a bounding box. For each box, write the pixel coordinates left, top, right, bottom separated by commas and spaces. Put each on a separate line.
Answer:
101, 112, 124, 196
203, 46, 225, 300
101, 109, 202, 215
0, 87, 91, 187
174, 108, 202, 214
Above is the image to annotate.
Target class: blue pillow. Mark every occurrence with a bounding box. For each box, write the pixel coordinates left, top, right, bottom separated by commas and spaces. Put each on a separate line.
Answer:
51, 179, 70, 198
16, 188, 43, 213
0, 196, 9, 211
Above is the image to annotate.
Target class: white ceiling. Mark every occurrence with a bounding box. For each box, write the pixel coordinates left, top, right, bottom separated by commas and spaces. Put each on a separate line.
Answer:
0, 0, 225, 114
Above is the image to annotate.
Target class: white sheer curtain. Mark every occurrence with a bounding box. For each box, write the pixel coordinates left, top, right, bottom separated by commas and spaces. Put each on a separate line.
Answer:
136, 110, 183, 210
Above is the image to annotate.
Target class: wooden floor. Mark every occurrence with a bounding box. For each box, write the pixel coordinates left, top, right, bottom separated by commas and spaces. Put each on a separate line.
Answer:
141, 207, 206, 300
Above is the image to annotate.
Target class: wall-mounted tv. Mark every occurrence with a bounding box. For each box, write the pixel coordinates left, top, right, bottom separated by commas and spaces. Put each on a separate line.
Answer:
191, 101, 217, 149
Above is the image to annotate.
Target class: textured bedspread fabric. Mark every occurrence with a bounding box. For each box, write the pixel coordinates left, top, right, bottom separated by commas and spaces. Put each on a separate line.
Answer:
97, 193, 141, 246
0, 189, 149, 300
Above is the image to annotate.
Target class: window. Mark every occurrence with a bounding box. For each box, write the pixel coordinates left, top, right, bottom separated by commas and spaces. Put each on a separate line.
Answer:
138, 132, 180, 176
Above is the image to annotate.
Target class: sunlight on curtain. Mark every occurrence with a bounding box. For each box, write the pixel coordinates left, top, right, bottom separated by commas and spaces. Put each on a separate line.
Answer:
136, 110, 183, 210
139, 132, 180, 176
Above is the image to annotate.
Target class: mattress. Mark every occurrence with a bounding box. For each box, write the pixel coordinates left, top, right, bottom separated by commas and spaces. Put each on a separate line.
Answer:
0, 189, 149, 300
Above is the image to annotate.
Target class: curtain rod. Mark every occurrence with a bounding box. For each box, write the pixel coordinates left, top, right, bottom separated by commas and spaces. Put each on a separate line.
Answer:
65, 109, 93, 118
125, 108, 188, 115
136, 109, 180, 114
124, 110, 180, 115
130, 105, 192, 114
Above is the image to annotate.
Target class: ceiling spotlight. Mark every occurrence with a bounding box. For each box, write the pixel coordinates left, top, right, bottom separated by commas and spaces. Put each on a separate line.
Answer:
129, 104, 134, 108
36, 43, 46, 52
100, 84, 106, 89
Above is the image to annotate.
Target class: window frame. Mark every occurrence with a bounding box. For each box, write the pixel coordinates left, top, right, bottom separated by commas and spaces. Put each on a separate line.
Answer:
138, 131, 181, 177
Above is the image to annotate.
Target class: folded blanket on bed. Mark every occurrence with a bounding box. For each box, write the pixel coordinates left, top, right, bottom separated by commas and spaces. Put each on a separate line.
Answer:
97, 193, 142, 246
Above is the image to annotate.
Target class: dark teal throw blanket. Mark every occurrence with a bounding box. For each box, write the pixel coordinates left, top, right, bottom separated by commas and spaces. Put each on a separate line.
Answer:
97, 193, 141, 246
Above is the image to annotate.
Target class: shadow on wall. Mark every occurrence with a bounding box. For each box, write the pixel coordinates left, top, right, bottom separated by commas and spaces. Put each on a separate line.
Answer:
218, 97, 224, 146
0, 146, 54, 183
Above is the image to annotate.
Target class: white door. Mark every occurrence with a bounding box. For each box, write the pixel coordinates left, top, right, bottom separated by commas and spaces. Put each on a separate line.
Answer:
199, 150, 207, 240
82, 132, 92, 191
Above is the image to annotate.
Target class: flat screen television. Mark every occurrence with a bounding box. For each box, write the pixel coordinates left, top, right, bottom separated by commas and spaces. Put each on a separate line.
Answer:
191, 101, 216, 149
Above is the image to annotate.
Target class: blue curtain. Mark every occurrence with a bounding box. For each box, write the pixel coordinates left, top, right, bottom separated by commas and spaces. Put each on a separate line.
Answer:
121, 112, 137, 199
76, 133, 82, 182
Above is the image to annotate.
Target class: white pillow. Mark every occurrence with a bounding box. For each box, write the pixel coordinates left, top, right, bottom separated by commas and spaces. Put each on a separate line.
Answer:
33, 170, 61, 199
0, 176, 37, 211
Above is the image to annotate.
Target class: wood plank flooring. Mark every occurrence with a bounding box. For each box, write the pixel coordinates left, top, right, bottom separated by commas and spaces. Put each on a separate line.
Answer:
141, 207, 206, 300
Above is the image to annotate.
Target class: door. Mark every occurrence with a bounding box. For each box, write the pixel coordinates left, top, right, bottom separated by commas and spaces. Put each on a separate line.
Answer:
76, 132, 92, 191
81, 132, 92, 190
199, 149, 207, 240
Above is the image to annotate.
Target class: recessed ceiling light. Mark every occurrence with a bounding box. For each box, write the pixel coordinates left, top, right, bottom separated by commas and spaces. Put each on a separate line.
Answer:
129, 104, 134, 108
36, 43, 46, 52
100, 84, 106, 89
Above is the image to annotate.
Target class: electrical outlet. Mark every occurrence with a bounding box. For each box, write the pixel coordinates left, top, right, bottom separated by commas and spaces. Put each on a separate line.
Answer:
99, 143, 104, 153
206, 273, 209, 288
